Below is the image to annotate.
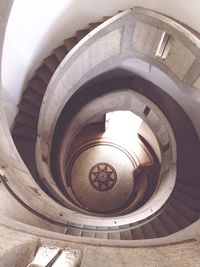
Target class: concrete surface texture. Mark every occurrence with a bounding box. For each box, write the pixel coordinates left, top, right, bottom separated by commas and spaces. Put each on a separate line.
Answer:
1, 225, 200, 267
80, 241, 200, 267
1, 1, 200, 267
0, 226, 37, 267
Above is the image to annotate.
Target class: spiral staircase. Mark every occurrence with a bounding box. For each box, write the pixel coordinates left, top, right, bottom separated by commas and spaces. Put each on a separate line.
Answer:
1, 3, 200, 267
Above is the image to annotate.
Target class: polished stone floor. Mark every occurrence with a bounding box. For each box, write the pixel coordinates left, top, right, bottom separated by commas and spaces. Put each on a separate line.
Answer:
71, 143, 135, 213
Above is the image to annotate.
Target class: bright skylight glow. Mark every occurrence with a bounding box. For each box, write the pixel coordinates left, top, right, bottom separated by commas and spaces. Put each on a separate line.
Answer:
104, 111, 142, 146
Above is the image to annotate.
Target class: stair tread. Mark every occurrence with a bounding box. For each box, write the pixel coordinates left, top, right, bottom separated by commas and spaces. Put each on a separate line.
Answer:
23, 88, 43, 107
43, 54, 60, 73
12, 123, 36, 140
76, 29, 90, 41
159, 209, 180, 234
95, 226, 108, 239
65, 222, 82, 236
170, 196, 198, 222
12, 138, 36, 179
150, 216, 169, 237
54, 45, 68, 62
89, 22, 102, 31
174, 188, 200, 212
131, 226, 144, 240
36, 64, 52, 84
28, 77, 47, 96
14, 112, 37, 129
120, 229, 133, 240
176, 182, 200, 201
141, 222, 157, 239
81, 230, 95, 238
65, 227, 82, 236
108, 231, 121, 240
165, 204, 190, 230
103, 16, 112, 22
107, 227, 121, 240
18, 99, 39, 118
64, 37, 78, 51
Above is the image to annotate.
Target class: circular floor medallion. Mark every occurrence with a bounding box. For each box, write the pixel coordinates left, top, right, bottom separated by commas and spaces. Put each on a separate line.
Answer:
89, 162, 117, 191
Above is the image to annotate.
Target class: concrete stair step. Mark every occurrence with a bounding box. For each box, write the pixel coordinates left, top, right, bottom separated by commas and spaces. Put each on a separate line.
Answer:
81, 225, 96, 238
119, 229, 133, 240
108, 232, 121, 240
164, 204, 190, 230
89, 22, 102, 31
174, 187, 200, 212
103, 16, 112, 22
65, 222, 82, 236
64, 37, 78, 51
23, 88, 43, 107
95, 226, 108, 239
18, 99, 39, 118
141, 222, 157, 239
36, 64, 52, 84
43, 54, 60, 73
170, 196, 198, 222
76, 29, 90, 41
131, 226, 144, 240
150, 216, 169, 237
54, 45, 68, 62
176, 182, 200, 201
13, 138, 36, 171
159, 209, 180, 234
28, 77, 47, 96
107, 227, 121, 240
14, 112, 37, 129
12, 123, 36, 140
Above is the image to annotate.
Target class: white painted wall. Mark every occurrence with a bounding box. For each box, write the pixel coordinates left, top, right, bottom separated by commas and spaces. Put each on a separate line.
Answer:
2, 0, 200, 126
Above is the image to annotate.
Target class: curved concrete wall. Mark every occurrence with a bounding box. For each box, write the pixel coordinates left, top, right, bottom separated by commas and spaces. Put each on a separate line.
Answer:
0, 0, 62, 232
1, 4, 200, 262
55, 90, 176, 221
38, 7, 200, 145
0, 4, 199, 233
0, 0, 89, 228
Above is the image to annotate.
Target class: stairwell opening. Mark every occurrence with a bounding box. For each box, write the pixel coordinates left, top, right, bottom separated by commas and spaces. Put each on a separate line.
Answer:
105, 110, 142, 142
0, 5, 200, 247
63, 109, 160, 216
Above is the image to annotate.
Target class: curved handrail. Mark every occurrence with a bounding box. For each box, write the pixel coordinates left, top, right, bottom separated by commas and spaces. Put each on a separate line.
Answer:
0, 173, 168, 234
